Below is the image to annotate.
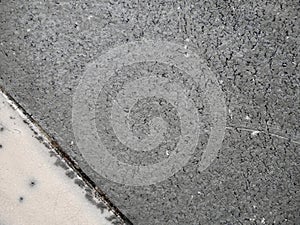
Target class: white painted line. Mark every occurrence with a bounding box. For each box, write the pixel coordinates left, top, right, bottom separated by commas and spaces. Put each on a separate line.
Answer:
0, 91, 123, 225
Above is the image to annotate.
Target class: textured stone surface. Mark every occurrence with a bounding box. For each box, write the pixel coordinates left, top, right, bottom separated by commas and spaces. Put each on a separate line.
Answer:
1, 0, 299, 224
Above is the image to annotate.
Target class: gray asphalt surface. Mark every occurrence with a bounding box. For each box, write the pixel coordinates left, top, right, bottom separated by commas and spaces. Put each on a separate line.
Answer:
1, 0, 299, 224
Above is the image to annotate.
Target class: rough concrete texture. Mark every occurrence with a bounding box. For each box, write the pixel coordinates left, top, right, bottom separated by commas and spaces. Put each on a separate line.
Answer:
0, 0, 299, 224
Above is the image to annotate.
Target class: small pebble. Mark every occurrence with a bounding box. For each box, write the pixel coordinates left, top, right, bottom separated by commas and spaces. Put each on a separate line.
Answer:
29, 180, 37, 187
19, 196, 24, 202
251, 131, 260, 136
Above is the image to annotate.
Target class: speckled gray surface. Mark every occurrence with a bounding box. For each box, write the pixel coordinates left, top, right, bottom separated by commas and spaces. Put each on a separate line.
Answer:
0, 0, 299, 224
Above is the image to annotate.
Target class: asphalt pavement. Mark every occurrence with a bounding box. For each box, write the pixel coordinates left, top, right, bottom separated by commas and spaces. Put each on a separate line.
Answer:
0, 0, 299, 224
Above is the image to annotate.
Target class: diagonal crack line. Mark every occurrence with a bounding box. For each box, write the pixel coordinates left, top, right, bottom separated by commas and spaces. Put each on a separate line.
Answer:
226, 125, 300, 145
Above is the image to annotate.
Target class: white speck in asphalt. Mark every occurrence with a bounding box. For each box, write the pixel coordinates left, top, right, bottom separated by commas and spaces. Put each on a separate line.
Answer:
251, 131, 260, 136
245, 115, 251, 120
166, 150, 169, 156
27, 29, 31, 32
261, 218, 265, 224
177, 6, 181, 10
228, 109, 233, 119
250, 215, 257, 222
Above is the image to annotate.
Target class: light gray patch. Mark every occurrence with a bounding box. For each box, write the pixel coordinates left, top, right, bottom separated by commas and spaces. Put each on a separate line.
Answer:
43, 142, 50, 149
35, 135, 44, 142
96, 62, 195, 168
54, 158, 69, 170
73, 40, 226, 186
96, 201, 108, 214
65, 170, 76, 179
49, 151, 56, 157
85, 193, 97, 206
74, 178, 85, 188
106, 215, 118, 222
